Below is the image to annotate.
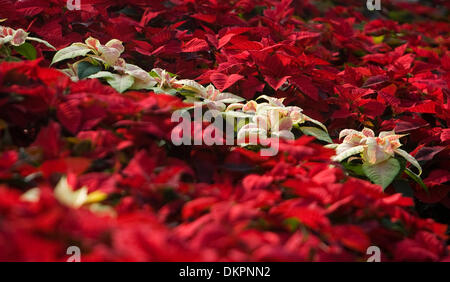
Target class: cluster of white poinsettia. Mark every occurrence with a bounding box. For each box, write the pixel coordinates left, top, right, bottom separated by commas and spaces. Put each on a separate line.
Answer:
50, 36, 422, 190
225, 95, 328, 142
332, 128, 421, 172
176, 79, 245, 110
51, 37, 331, 142
52, 36, 157, 91
327, 128, 422, 189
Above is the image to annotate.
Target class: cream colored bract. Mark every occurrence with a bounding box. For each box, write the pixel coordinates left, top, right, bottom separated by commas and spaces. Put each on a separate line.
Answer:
332, 127, 422, 175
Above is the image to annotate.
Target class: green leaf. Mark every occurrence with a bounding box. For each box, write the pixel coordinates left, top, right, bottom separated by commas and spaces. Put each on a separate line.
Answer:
149, 70, 176, 78
372, 35, 384, 44
362, 158, 401, 190
13, 43, 36, 60
106, 74, 135, 93
381, 218, 407, 236
342, 162, 365, 177
51, 44, 91, 65
77, 61, 102, 79
4, 56, 21, 62
283, 217, 300, 232
388, 10, 413, 23
299, 126, 332, 143
149, 87, 178, 95
404, 167, 428, 193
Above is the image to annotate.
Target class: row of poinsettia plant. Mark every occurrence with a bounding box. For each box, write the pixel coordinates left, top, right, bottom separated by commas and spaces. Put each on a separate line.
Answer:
47, 35, 425, 191
0, 0, 449, 261
1, 26, 424, 190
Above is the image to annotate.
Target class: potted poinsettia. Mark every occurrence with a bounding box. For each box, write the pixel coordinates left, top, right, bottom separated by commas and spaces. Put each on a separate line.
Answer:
327, 128, 424, 190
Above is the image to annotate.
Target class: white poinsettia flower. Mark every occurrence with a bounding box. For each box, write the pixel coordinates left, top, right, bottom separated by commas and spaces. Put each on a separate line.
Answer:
332, 127, 422, 174
237, 105, 295, 143
52, 36, 123, 66
177, 79, 244, 111
113, 59, 157, 89
0, 25, 55, 49
226, 95, 328, 143
151, 68, 181, 89
80, 37, 124, 66
0, 26, 27, 46
54, 176, 108, 208
255, 95, 327, 131
53, 36, 158, 92
225, 100, 258, 113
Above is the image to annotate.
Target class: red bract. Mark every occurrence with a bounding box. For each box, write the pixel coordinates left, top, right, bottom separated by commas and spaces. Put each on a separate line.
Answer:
0, 0, 449, 262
